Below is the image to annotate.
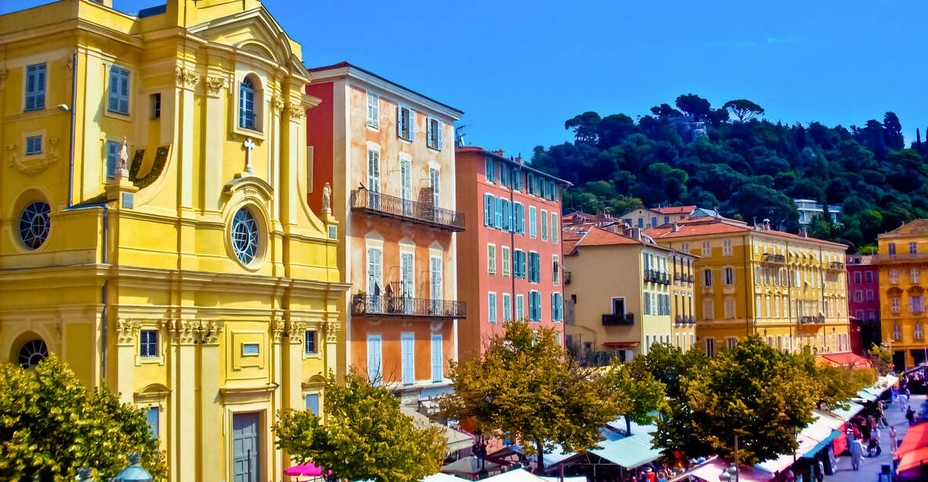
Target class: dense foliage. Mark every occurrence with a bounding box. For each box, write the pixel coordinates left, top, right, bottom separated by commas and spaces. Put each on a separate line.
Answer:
601, 359, 666, 435
439, 320, 619, 472
532, 94, 928, 249
651, 337, 823, 465
0, 356, 166, 481
274, 372, 446, 482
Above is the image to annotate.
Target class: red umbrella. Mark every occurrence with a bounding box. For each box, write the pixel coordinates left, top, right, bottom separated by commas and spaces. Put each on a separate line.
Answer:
284, 462, 330, 477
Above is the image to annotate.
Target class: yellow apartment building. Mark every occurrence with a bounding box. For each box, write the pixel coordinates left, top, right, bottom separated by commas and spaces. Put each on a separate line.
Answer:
647, 217, 850, 356
669, 249, 697, 352
876, 219, 928, 369
0, 1, 345, 480
563, 226, 674, 363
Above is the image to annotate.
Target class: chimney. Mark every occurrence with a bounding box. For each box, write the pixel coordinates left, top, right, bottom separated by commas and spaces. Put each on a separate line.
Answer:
799, 226, 808, 238
672, 223, 680, 232
763, 219, 771, 231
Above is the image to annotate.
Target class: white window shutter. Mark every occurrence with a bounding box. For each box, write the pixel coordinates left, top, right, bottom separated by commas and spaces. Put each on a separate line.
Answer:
427, 118, 433, 145
437, 120, 443, 150
408, 110, 415, 140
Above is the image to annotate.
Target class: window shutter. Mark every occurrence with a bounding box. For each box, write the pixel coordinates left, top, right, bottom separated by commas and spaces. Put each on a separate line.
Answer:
109, 68, 119, 112
408, 110, 415, 140
437, 120, 444, 150
427, 118, 433, 146
484, 194, 491, 226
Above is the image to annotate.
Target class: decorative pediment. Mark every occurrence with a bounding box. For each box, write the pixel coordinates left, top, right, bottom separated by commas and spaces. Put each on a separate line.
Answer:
223, 175, 274, 202
187, 7, 306, 77
134, 383, 171, 403
302, 374, 326, 390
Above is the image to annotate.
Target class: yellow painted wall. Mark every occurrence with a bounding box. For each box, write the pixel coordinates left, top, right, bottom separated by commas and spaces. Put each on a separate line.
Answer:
0, 2, 346, 481
877, 227, 928, 368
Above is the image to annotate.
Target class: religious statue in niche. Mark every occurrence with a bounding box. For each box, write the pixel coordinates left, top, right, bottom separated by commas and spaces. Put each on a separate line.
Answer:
322, 182, 332, 214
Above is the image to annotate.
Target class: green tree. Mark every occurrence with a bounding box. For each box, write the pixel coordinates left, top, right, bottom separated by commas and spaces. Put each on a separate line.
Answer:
601, 359, 666, 434
868, 343, 894, 376
723, 99, 765, 122
565, 111, 602, 144
439, 321, 618, 473
675, 93, 712, 121
0, 356, 166, 481
630, 343, 708, 400
655, 337, 820, 465
274, 373, 445, 482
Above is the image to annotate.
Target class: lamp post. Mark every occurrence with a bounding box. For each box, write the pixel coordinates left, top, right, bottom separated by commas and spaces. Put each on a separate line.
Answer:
112, 454, 153, 482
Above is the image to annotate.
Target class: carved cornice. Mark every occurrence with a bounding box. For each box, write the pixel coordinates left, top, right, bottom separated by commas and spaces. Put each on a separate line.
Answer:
204, 75, 225, 96
175, 67, 200, 88
117, 319, 141, 345
199, 321, 223, 345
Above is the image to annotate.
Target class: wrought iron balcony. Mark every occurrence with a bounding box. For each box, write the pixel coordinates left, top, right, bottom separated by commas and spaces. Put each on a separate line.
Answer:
350, 189, 465, 232
602, 313, 634, 326
798, 315, 825, 324
351, 294, 466, 319
828, 261, 846, 270
675, 315, 696, 326
763, 254, 786, 264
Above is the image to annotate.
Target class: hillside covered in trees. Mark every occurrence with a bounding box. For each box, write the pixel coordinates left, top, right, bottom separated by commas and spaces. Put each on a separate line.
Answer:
530, 94, 928, 251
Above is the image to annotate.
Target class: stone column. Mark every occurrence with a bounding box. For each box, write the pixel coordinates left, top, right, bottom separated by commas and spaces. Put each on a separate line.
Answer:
198, 321, 223, 482
168, 320, 198, 482
115, 319, 139, 404
323, 321, 340, 379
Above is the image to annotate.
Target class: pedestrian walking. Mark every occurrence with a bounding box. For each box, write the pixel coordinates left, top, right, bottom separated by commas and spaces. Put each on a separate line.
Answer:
890, 425, 898, 455
872, 426, 882, 456
906, 406, 916, 426
815, 459, 824, 482
849, 438, 864, 470
899, 392, 909, 412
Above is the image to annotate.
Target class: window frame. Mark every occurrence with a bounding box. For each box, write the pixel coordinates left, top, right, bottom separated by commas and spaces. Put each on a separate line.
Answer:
139, 329, 159, 358
366, 90, 380, 129
397, 105, 415, 141
25, 135, 42, 156
108, 64, 131, 115
426, 116, 443, 150
487, 244, 497, 275
25, 62, 47, 111
488, 292, 498, 323
304, 330, 318, 356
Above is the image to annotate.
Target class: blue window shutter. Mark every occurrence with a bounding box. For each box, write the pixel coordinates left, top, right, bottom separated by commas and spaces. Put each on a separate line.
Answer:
484, 194, 491, 226
106, 141, 119, 179
408, 110, 415, 140
437, 120, 444, 150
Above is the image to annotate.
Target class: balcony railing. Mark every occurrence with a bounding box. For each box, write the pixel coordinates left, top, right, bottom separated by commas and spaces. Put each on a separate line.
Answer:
675, 315, 696, 326
602, 313, 634, 326
798, 315, 825, 324
350, 189, 465, 232
763, 254, 786, 264
643, 269, 671, 285
828, 261, 846, 270
872, 252, 928, 262
351, 294, 466, 319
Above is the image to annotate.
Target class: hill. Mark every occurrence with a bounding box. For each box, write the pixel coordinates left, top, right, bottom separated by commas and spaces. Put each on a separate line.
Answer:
529, 94, 928, 251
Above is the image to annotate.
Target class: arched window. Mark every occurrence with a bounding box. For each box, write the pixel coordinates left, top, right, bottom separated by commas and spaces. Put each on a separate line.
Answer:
239, 77, 257, 130
231, 207, 260, 265
18, 339, 48, 368
19, 201, 50, 249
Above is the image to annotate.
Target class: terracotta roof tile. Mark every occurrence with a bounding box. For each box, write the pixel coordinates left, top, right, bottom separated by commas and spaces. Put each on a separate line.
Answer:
882, 219, 928, 237
575, 226, 642, 247
652, 205, 697, 215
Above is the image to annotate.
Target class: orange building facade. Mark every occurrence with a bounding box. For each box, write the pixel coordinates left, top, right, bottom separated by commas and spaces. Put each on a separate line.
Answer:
306, 63, 464, 404
455, 147, 569, 360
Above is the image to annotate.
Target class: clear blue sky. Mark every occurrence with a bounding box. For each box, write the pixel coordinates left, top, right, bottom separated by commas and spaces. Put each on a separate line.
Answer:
4, 0, 927, 159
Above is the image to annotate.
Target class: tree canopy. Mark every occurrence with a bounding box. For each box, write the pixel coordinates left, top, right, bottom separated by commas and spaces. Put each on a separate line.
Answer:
653, 337, 821, 465
534, 94, 928, 249
601, 359, 666, 435
274, 372, 446, 482
0, 356, 166, 481
439, 320, 619, 473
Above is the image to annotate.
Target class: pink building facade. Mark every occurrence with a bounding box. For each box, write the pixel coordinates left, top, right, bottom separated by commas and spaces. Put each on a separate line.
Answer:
455, 147, 569, 361
847, 254, 881, 354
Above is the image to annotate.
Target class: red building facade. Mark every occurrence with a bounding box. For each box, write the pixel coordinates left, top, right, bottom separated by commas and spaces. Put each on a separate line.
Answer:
847, 254, 881, 354
455, 147, 569, 360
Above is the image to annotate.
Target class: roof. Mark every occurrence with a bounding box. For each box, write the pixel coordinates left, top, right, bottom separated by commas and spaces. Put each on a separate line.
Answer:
880, 219, 928, 238
645, 216, 848, 249
458, 146, 572, 187
307, 61, 463, 119
652, 205, 696, 216
574, 226, 642, 248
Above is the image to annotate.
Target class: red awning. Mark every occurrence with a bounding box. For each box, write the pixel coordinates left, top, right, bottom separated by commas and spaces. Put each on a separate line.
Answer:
817, 353, 872, 369
602, 341, 640, 348
896, 422, 928, 474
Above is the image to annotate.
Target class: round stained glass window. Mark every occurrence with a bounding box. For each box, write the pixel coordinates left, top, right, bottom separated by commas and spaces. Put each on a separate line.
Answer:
18, 339, 48, 369
231, 207, 260, 265
19, 201, 51, 249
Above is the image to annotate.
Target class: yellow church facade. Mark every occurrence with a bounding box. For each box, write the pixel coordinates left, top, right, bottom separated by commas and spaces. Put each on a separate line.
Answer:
0, 1, 346, 480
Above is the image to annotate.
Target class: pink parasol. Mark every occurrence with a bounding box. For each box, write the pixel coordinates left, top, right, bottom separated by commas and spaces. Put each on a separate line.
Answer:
284, 462, 330, 477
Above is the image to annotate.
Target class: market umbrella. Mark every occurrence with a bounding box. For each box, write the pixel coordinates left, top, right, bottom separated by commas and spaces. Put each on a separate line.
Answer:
284, 462, 329, 477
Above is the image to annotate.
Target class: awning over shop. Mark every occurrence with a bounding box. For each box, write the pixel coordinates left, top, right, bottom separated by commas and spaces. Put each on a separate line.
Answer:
756, 434, 820, 474
801, 430, 842, 459
686, 459, 773, 482
895, 422, 928, 473
401, 407, 475, 453
588, 428, 661, 469
602, 341, 640, 348
816, 353, 871, 369
422, 474, 466, 482
853, 389, 878, 403
483, 469, 547, 482
827, 401, 864, 421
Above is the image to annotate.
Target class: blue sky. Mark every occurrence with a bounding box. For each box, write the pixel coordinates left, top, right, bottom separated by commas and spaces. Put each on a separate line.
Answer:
4, 1, 927, 159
